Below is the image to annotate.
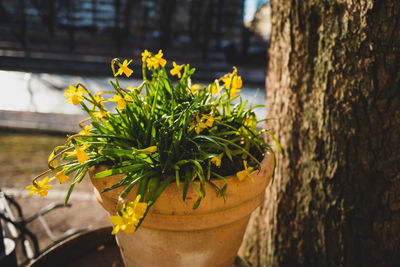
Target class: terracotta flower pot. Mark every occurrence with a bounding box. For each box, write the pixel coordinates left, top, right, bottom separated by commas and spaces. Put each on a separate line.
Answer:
89, 154, 274, 267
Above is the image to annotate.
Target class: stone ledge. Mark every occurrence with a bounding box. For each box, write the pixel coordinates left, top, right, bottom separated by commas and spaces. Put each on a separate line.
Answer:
0, 110, 86, 135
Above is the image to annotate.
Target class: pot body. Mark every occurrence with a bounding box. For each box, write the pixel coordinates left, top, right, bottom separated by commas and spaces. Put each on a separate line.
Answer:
90, 154, 274, 267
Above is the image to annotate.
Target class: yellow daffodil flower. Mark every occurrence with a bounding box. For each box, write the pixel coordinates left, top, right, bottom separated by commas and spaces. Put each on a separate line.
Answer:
91, 94, 104, 109
202, 114, 215, 128
115, 59, 133, 77
211, 83, 219, 95
76, 143, 90, 163
211, 155, 222, 167
230, 85, 241, 98
190, 84, 201, 94
48, 151, 58, 168
170, 61, 183, 78
111, 95, 127, 109
221, 67, 242, 97
145, 50, 167, 70
55, 167, 69, 184
221, 76, 230, 88
49, 159, 57, 168
141, 146, 157, 154
232, 75, 242, 90
93, 109, 109, 122
64, 85, 86, 105
65, 143, 90, 163
109, 195, 147, 235
124, 94, 133, 102
230, 75, 243, 97
242, 116, 257, 133
155, 50, 167, 67
26, 177, 53, 197
236, 160, 255, 182
141, 49, 151, 64
79, 124, 92, 135
195, 121, 207, 135
190, 113, 218, 134
188, 121, 196, 132
146, 56, 159, 69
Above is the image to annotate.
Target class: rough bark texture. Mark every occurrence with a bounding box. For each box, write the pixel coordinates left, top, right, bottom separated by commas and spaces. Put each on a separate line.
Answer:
244, 0, 400, 266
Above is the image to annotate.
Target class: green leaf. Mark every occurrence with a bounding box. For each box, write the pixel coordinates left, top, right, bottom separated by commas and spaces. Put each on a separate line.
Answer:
101, 175, 128, 193
192, 196, 202, 209
182, 176, 190, 201
223, 144, 233, 161
267, 130, 283, 155
64, 166, 88, 205
150, 175, 174, 203
93, 164, 146, 178
145, 176, 160, 202
137, 175, 149, 199
193, 135, 223, 149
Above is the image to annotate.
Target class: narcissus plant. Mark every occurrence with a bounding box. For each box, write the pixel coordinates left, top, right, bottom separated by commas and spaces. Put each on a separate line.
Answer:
27, 50, 279, 234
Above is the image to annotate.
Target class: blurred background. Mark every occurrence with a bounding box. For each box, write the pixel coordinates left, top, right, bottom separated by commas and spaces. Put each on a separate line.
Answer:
0, 0, 270, 75
0, 0, 271, 265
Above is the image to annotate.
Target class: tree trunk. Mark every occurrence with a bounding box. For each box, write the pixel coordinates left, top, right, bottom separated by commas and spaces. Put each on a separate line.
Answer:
244, 0, 400, 266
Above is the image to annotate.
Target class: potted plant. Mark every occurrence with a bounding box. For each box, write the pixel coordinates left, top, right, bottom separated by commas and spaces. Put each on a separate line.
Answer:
27, 50, 279, 267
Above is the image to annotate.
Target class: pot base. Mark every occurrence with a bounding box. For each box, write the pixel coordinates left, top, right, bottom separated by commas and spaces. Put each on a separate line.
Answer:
116, 216, 250, 267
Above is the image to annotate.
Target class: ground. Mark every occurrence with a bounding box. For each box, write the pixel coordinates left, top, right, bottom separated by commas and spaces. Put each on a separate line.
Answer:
0, 132, 110, 265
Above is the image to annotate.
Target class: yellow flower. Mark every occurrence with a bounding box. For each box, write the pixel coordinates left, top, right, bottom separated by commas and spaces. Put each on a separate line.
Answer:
76, 144, 90, 163
111, 95, 127, 109
170, 61, 183, 78
91, 94, 104, 109
191, 113, 218, 134
236, 160, 255, 182
49, 159, 58, 168
243, 116, 257, 132
188, 121, 196, 132
48, 151, 58, 168
145, 50, 167, 69
230, 76, 242, 97
146, 56, 159, 69
124, 94, 133, 102
64, 85, 86, 105
195, 121, 207, 135
79, 124, 92, 135
190, 84, 201, 94
93, 109, 109, 122
230, 86, 241, 98
211, 83, 219, 95
155, 50, 167, 67
141, 49, 151, 64
142, 146, 157, 154
55, 167, 69, 184
202, 114, 215, 128
231, 75, 242, 90
109, 195, 148, 235
26, 177, 53, 197
65, 143, 90, 164
211, 155, 222, 167
115, 59, 133, 77
222, 76, 230, 87
221, 67, 242, 97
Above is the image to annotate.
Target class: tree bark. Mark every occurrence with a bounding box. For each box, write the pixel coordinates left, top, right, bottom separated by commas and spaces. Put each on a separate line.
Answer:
244, 0, 400, 266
